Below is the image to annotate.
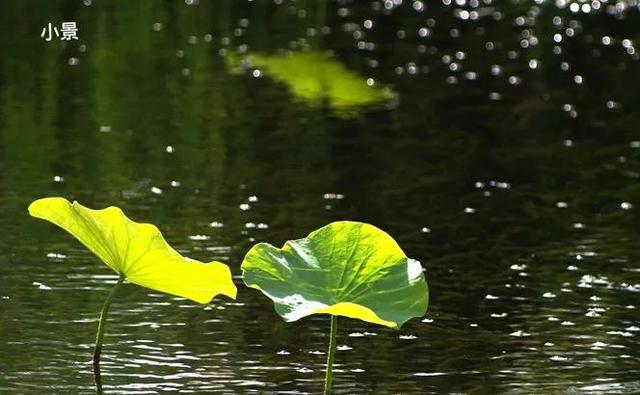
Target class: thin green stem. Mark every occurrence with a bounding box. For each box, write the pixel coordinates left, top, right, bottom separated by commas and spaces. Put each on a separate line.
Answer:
92, 274, 125, 366
324, 315, 338, 395
93, 364, 103, 395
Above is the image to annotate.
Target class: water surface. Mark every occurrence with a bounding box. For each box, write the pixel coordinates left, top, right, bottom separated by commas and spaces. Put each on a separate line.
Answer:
1, 1, 639, 393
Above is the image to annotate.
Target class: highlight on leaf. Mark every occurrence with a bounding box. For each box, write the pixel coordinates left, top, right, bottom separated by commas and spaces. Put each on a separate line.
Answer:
240, 221, 428, 394
28, 197, 237, 367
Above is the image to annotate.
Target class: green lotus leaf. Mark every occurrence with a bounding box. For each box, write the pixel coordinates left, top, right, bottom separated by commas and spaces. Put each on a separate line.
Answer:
28, 197, 237, 303
241, 221, 428, 329
234, 52, 392, 116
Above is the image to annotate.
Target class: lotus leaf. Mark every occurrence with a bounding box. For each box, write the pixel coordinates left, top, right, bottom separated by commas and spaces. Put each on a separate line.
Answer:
241, 221, 428, 329
29, 197, 237, 302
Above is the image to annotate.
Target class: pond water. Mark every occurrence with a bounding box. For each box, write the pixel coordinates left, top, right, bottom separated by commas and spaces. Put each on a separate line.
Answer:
1, 1, 639, 393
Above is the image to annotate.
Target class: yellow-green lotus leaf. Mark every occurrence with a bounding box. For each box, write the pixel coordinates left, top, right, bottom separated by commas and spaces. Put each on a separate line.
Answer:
241, 221, 428, 329
28, 197, 237, 303
237, 52, 392, 115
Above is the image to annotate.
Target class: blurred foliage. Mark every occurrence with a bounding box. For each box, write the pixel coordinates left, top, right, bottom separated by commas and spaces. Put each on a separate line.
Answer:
232, 51, 392, 116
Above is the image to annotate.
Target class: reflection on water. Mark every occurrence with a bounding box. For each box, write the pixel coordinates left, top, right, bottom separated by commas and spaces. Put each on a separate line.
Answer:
1, 0, 640, 393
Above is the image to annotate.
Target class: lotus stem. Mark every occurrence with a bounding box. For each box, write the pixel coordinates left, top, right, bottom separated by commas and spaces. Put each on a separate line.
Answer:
93, 364, 103, 395
93, 274, 125, 366
324, 315, 338, 395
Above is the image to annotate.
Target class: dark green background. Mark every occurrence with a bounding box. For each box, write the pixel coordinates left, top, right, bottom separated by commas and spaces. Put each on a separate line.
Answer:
1, 1, 639, 393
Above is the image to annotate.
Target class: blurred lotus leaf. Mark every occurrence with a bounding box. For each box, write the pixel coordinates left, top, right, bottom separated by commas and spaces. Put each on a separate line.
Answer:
235, 52, 392, 116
